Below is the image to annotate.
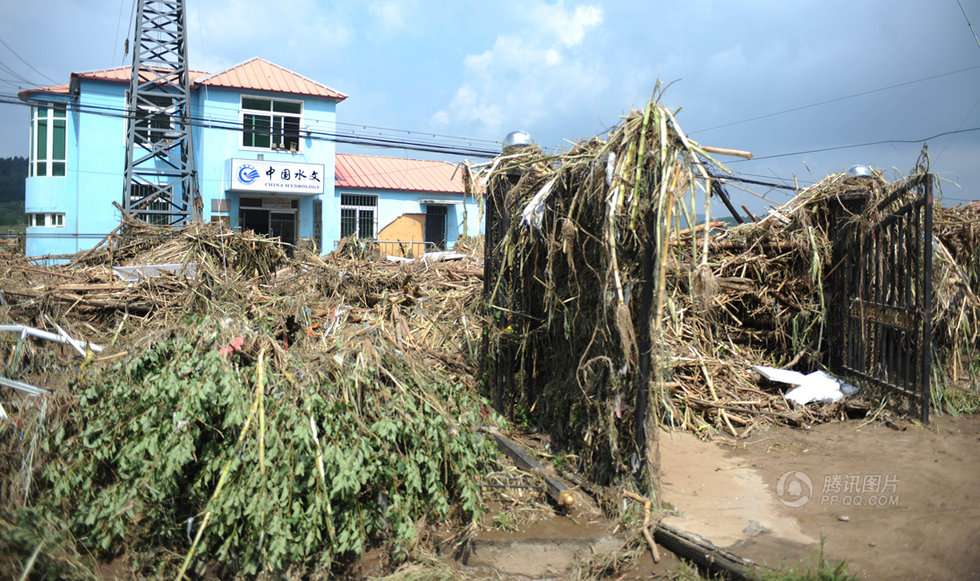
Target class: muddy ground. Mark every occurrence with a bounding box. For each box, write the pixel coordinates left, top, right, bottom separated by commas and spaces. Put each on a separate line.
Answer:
447, 413, 980, 580
659, 412, 980, 579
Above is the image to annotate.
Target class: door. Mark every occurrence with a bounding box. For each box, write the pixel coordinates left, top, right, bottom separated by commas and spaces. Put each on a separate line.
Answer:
425, 205, 447, 250
270, 211, 296, 246
240, 208, 269, 235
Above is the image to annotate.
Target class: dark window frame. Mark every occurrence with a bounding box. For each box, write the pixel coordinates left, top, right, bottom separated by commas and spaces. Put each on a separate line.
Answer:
30, 102, 67, 177
241, 96, 303, 152
340, 194, 378, 239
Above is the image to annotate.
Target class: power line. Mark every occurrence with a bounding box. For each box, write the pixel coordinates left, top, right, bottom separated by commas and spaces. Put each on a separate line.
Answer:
112, 0, 127, 66
0, 61, 39, 87
725, 169, 812, 187
709, 172, 799, 191
0, 38, 58, 85
0, 76, 31, 87
691, 64, 980, 135
0, 93, 500, 158
4, 80, 502, 151
956, 0, 980, 50
731, 126, 980, 162
934, 91, 980, 164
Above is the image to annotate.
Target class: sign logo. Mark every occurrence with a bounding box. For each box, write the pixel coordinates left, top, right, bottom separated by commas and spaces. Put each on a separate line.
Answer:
775, 471, 813, 508
237, 164, 260, 185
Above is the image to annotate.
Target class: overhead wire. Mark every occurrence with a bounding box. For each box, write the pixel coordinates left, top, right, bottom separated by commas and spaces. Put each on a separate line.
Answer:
0, 61, 40, 87
6, 83, 978, 168
7, 86, 976, 175
112, 0, 128, 66
0, 76, 31, 87
956, 0, 980, 50
0, 92, 500, 158
690, 64, 980, 135
0, 38, 59, 85
933, 0, 980, 167
934, 92, 980, 165
4, 79, 500, 152
729, 126, 980, 163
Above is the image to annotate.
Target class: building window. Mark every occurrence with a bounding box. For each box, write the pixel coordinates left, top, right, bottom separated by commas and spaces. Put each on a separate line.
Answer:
134, 94, 175, 145
241, 96, 302, 152
30, 103, 66, 177
340, 194, 377, 239
146, 200, 170, 225
27, 212, 65, 227
130, 184, 172, 225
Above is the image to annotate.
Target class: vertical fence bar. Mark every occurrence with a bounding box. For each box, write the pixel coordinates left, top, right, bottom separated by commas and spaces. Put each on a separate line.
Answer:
633, 207, 657, 488
920, 176, 933, 423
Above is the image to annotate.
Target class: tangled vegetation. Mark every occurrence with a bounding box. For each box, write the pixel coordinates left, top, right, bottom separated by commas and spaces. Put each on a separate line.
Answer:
482, 94, 980, 492
0, 218, 499, 578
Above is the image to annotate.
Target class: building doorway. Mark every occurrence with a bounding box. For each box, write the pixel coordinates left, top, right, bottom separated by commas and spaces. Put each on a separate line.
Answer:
270, 212, 296, 245
238, 197, 298, 246
425, 204, 447, 250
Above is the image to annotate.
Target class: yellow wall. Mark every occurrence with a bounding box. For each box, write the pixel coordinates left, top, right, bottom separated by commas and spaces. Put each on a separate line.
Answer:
379, 213, 427, 257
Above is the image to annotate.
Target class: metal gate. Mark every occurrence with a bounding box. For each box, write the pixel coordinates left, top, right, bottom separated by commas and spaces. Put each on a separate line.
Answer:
829, 174, 933, 422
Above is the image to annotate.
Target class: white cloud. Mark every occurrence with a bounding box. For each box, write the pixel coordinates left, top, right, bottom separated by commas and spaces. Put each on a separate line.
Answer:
369, 1, 415, 34
549, 4, 603, 48
189, 0, 353, 70
440, 84, 504, 132
432, 1, 605, 139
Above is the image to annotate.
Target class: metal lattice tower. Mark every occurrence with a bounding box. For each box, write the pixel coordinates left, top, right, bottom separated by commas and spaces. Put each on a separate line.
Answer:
122, 0, 200, 225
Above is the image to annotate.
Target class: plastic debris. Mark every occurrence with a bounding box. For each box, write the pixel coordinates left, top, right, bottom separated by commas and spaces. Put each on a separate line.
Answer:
520, 176, 557, 231
753, 365, 844, 405
113, 262, 198, 282
0, 376, 49, 396
0, 324, 103, 354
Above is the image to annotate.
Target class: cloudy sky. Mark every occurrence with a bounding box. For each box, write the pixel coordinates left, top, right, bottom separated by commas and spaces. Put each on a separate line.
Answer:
1, 0, 978, 213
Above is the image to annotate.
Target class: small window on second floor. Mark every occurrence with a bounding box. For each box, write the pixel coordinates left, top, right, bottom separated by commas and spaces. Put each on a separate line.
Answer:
242, 97, 302, 152
135, 94, 175, 145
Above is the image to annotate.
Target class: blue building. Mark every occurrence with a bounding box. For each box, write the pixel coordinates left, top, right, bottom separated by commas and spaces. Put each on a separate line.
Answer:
18, 57, 481, 259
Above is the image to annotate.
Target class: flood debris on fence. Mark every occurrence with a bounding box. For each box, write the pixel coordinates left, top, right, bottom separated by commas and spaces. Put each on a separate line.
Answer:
0, 96, 976, 579
482, 94, 980, 492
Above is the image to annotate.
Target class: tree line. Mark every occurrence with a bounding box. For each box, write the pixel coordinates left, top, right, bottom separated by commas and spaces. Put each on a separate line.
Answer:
0, 157, 26, 227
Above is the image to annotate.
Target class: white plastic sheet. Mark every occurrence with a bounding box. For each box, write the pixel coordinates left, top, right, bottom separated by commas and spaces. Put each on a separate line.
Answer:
753, 365, 844, 405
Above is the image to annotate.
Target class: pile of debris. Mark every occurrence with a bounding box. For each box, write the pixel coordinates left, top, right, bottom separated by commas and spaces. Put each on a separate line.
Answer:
0, 100, 977, 579
0, 220, 496, 578
482, 94, 980, 487
932, 201, 980, 386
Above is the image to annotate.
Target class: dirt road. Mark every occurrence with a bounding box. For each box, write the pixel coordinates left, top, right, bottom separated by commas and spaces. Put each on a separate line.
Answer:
661, 413, 980, 579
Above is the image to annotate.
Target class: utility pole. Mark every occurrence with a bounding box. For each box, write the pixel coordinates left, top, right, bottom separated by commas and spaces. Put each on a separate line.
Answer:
122, 0, 200, 225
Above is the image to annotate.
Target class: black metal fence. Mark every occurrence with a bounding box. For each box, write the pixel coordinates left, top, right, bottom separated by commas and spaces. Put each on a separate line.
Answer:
828, 174, 933, 422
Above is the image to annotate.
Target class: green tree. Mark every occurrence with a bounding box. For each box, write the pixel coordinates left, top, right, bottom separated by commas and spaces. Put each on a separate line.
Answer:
0, 157, 27, 227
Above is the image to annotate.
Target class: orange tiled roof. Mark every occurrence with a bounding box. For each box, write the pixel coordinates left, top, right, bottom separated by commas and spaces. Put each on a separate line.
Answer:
73, 66, 212, 84
18, 84, 70, 99
18, 66, 211, 100
19, 60, 345, 101
335, 154, 464, 194
198, 57, 346, 101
